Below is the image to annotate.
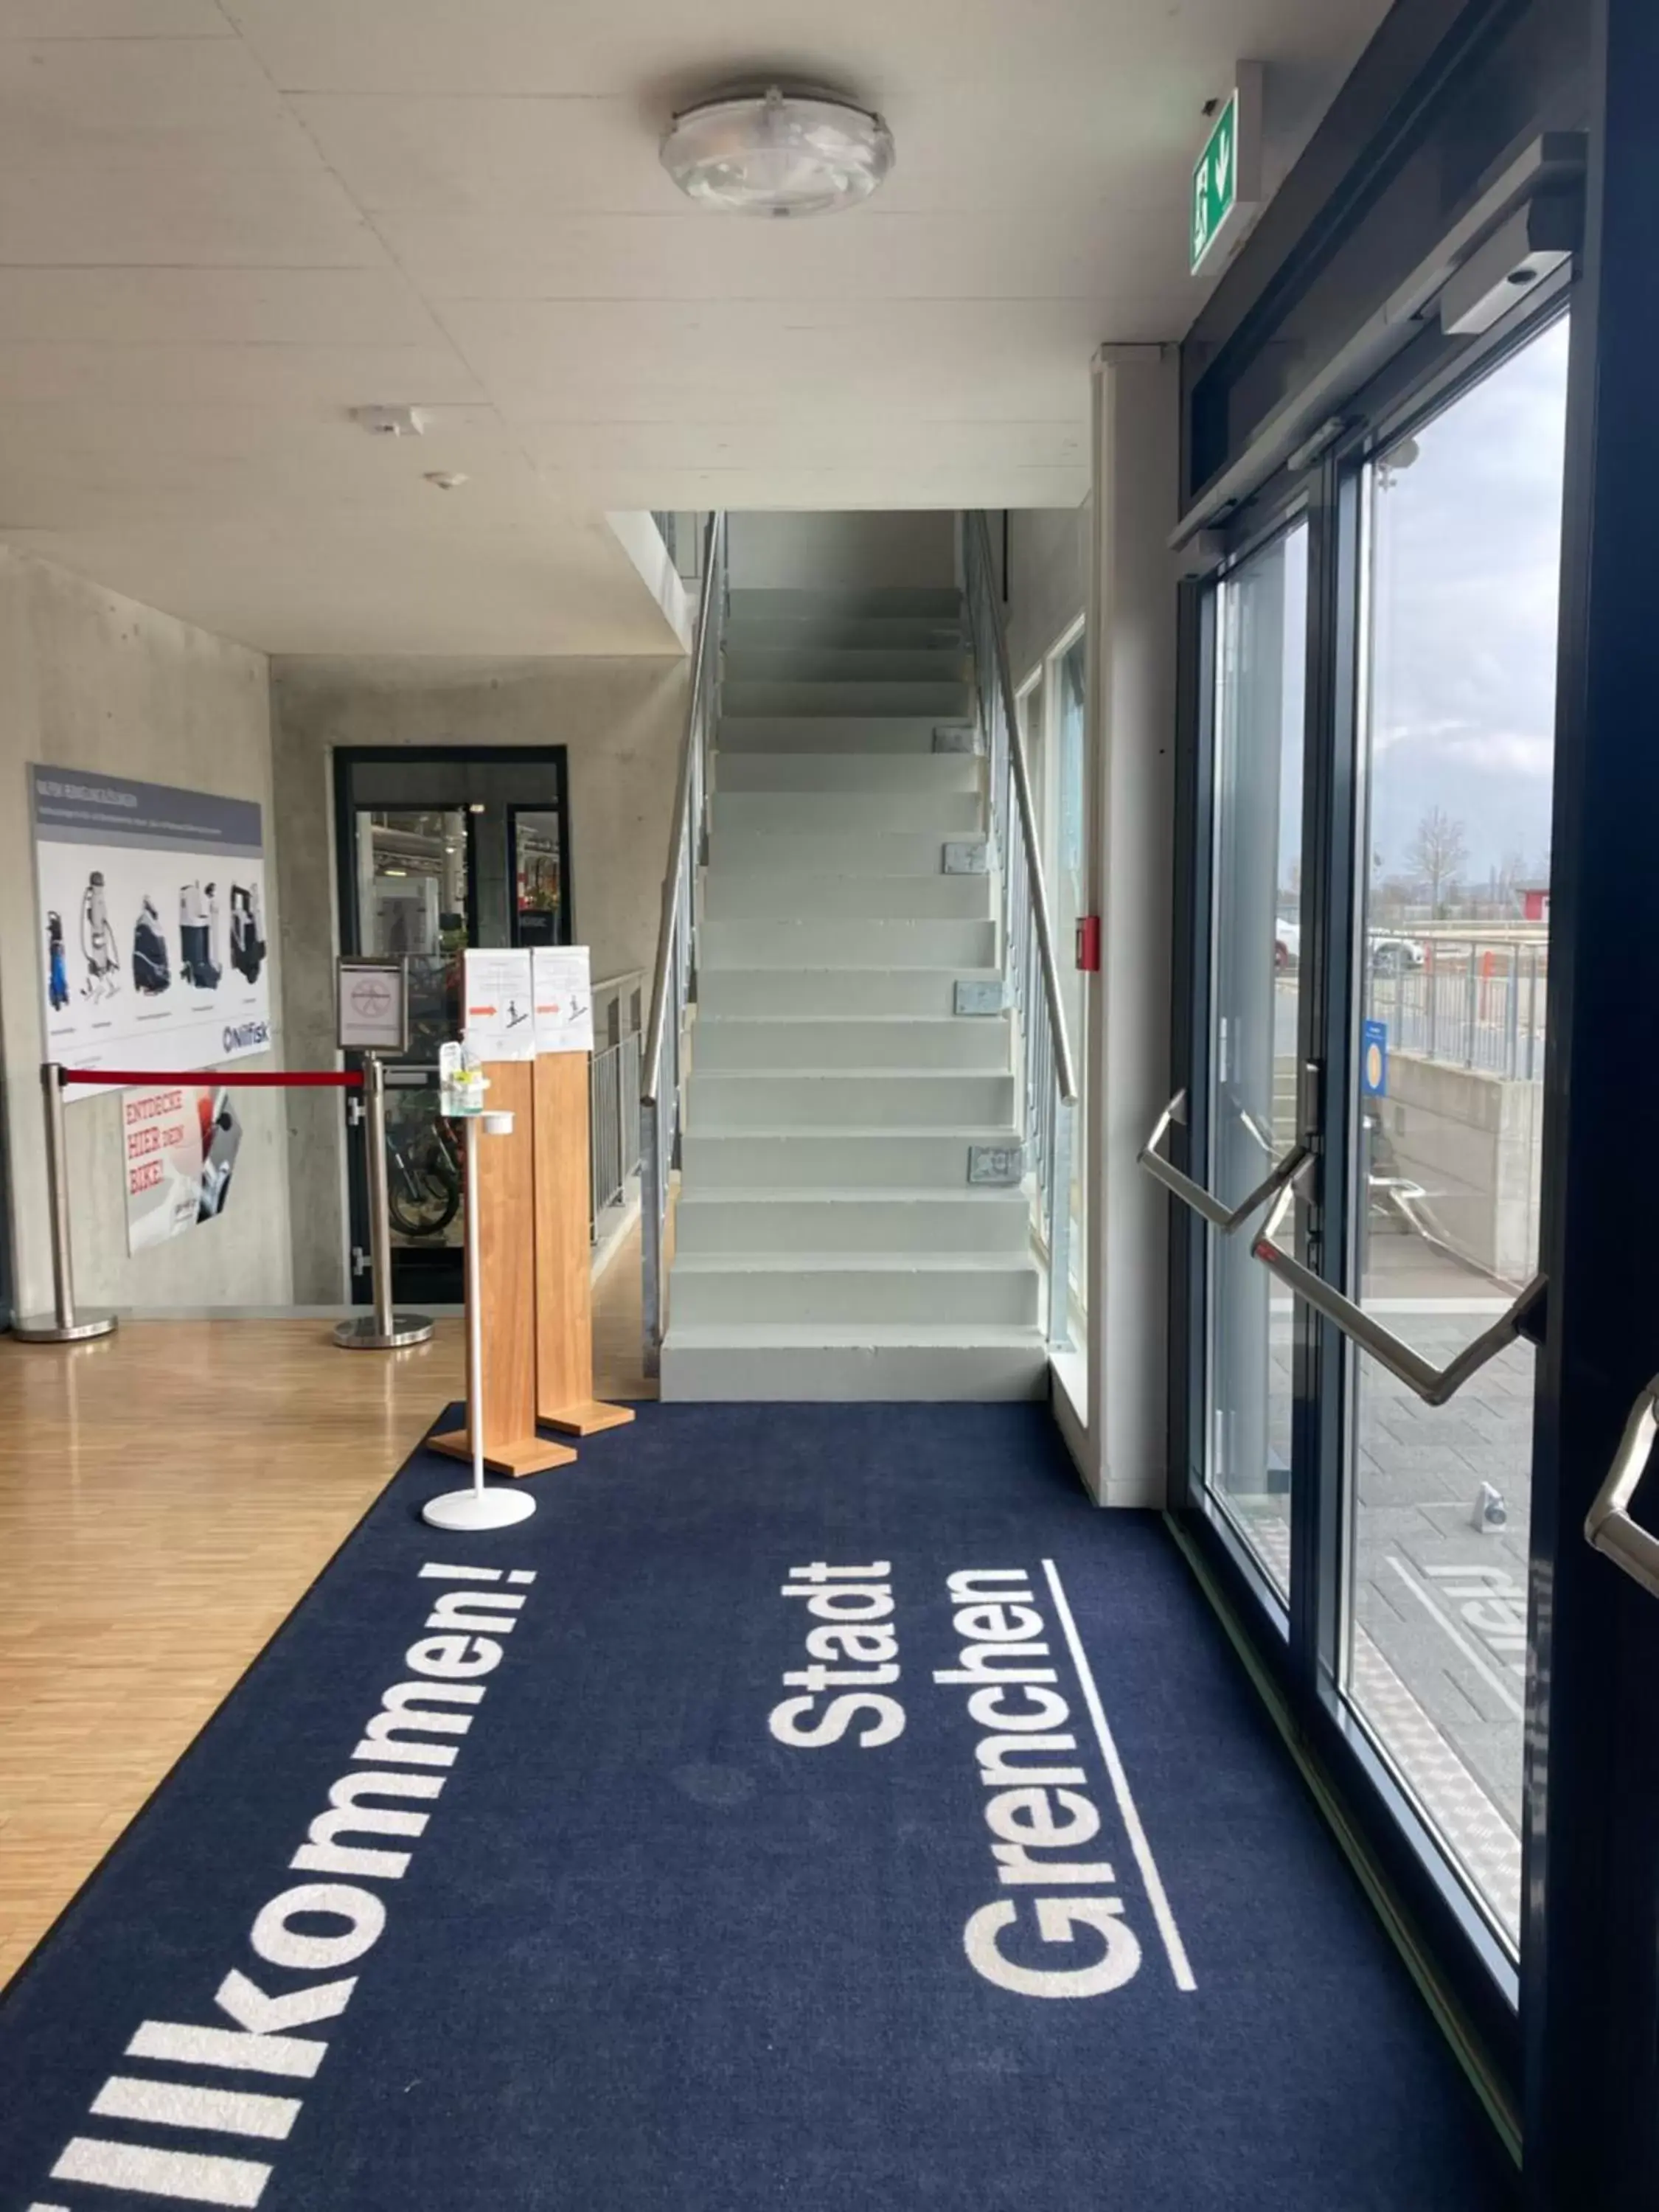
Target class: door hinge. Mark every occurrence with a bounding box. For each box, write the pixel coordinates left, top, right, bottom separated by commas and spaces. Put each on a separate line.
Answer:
350, 1243, 372, 1277
347, 1094, 366, 1127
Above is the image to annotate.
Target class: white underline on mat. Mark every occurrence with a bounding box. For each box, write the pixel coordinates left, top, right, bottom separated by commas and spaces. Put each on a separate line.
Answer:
1384, 1557, 1525, 1720
1041, 1557, 1197, 1993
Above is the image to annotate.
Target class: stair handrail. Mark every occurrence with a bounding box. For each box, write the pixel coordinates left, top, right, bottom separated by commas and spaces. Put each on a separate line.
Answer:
962, 510, 1081, 1349
640, 509, 728, 1376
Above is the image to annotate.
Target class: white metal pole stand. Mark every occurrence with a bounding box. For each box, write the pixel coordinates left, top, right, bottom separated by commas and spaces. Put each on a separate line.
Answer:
334, 1054, 434, 1351
14, 1062, 117, 1343
422, 1107, 535, 1532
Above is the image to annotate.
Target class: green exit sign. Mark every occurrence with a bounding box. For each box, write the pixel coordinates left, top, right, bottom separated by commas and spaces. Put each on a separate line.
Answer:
1190, 65, 1262, 275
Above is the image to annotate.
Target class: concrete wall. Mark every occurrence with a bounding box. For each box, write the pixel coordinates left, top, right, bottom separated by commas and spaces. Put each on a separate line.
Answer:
1004, 504, 1090, 684
0, 549, 289, 1318
727, 512, 958, 591
1377, 1052, 1544, 1282
270, 655, 688, 1301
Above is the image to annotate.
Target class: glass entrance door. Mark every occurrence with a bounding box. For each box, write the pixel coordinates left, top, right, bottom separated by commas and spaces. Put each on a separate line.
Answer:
1169, 301, 1572, 2073
1338, 321, 1568, 1952
334, 749, 569, 1306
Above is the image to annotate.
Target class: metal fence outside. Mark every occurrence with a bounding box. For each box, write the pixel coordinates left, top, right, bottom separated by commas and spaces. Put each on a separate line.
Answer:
1370, 940, 1548, 1082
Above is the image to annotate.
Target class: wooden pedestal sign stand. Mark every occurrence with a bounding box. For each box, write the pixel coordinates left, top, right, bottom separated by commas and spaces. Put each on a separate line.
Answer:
431, 1058, 576, 1478
535, 1051, 634, 1438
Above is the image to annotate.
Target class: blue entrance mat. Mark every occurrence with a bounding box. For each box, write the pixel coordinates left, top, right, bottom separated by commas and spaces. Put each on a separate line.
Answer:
0, 1403, 1515, 2209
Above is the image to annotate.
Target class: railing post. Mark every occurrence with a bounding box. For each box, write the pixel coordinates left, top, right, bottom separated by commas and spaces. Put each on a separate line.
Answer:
641, 1101, 664, 1377
334, 1055, 434, 1350
14, 1063, 119, 1343
1464, 940, 1478, 1068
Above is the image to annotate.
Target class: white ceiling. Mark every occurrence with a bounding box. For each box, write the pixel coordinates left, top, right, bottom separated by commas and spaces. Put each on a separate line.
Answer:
0, 0, 1391, 654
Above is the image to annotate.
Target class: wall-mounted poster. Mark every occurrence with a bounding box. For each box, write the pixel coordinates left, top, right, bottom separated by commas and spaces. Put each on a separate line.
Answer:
32, 767, 273, 1099
122, 1082, 244, 1254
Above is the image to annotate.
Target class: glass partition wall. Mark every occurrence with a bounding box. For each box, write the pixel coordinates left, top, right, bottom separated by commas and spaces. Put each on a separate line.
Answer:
1169, 299, 1571, 2066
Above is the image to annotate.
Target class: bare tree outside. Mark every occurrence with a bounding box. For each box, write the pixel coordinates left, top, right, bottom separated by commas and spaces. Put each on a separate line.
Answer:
1408, 805, 1469, 917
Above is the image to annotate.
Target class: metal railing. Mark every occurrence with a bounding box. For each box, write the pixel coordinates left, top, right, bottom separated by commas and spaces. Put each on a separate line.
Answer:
962, 510, 1081, 1346
640, 512, 728, 1374
1368, 939, 1548, 1081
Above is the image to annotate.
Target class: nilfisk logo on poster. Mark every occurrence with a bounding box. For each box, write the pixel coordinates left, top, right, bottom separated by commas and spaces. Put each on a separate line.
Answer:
768, 1559, 1196, 2002
222, 1018, 269, 1053
31, 1561, 538, 2210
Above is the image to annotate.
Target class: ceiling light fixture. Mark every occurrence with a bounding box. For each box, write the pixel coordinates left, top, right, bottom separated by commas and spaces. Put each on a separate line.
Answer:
660, 86, 894, 218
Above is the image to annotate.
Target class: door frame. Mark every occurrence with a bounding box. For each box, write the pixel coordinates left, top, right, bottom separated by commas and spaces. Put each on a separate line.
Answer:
331, 745, 572, 1307
1165, 281, 1577, 2125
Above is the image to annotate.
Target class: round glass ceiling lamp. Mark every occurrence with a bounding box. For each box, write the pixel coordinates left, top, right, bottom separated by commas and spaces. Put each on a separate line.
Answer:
661, 86, 894, 218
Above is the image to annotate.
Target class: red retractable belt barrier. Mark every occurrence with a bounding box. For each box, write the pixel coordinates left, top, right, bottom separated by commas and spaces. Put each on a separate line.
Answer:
56, 1068, 361, 1088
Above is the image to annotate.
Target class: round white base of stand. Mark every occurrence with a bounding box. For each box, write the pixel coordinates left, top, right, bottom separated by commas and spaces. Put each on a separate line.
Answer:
333, 1313, 435, 1351
421, 1486, 536, 1531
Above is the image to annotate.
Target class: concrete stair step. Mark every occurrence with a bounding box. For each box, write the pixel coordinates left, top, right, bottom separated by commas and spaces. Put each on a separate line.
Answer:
691, 1015, 1010, 1071
716, 751, 981, 794
700, 917, 998, 968
707, 830, 959, 876
710, 789, 984, 833
703, 873, 992, 923
680, 1127, 1020, 1189
717, 715, 970, 754
658, 1323, 1047, 1402
669, 1252, 1040, 1328
695, 967, 1003, 1018
724, 647, 970, 685
723, 679, 973, 720
725, 615, 966, 653
727, 585, 962, 620
686, 1070, 1015, 1131
673, 1186, 1031, 1255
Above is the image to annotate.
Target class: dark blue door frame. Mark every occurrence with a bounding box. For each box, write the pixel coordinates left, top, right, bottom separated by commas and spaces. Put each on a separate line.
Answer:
1165, 1, 1659, 2201
1521, 1, 1659, 2199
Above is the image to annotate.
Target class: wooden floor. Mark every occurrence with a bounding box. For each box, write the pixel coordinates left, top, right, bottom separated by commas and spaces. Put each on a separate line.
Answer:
0, 1225, 650, 1989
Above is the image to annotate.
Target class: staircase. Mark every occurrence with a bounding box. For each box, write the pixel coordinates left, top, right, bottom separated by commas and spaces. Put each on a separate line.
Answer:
657, 582, 1048, 1401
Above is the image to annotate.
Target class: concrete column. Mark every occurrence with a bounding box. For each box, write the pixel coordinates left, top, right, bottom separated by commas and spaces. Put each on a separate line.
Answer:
1062, 345, 1178, 1505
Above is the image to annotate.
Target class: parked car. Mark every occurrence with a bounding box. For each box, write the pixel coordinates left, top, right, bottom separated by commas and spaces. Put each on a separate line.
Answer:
1371, 935, 1426, 974
1274, 918, 1301, 970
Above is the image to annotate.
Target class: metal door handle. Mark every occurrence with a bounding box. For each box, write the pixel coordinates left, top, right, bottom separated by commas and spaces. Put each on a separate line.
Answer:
1251, 1180, 1547, 1408
1585, 1380, 1659, 1600
1139, 1088, 1313, 1235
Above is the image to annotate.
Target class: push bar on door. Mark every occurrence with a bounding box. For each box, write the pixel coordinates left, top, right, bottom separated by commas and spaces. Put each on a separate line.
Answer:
1251, 1179, 1548, 1408
1138, 1087, 1313, 1235
1584, 1378, 1659, 1601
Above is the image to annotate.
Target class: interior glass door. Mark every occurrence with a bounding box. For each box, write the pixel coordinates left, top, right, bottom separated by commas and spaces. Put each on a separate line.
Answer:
1337, 316, 1570, 1951
335, 749, 568, 1306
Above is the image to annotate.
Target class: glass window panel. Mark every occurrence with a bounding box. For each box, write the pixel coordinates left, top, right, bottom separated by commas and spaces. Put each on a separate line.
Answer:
1206, 521, 1308, 1598
1344, 316, 1568, 1949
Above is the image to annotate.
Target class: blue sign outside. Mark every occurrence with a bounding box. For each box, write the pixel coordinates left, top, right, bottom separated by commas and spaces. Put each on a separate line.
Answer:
1362, 1018, 1388, 1099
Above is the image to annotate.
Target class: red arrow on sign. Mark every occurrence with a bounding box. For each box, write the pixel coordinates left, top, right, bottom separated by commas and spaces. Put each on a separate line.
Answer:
470, 1004, 498, 1016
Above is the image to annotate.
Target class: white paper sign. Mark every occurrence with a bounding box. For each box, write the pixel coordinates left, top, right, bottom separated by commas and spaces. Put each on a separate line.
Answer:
462, 948, 535, 1060
532, 945, 593, 1054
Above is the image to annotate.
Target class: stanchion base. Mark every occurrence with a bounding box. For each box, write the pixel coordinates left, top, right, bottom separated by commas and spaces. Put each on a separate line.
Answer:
421, 1486, 536, 1531
333, 1314, 434, 1351
12, 1311, 117, 1344
541, 1397, 636, 1438
430, 1426, 577, 1477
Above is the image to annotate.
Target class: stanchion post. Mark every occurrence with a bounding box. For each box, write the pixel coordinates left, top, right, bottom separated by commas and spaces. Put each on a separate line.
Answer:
334, 1054, 434, 1352
423, 1110, 537, 1531
13, 1063, 116, 1344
